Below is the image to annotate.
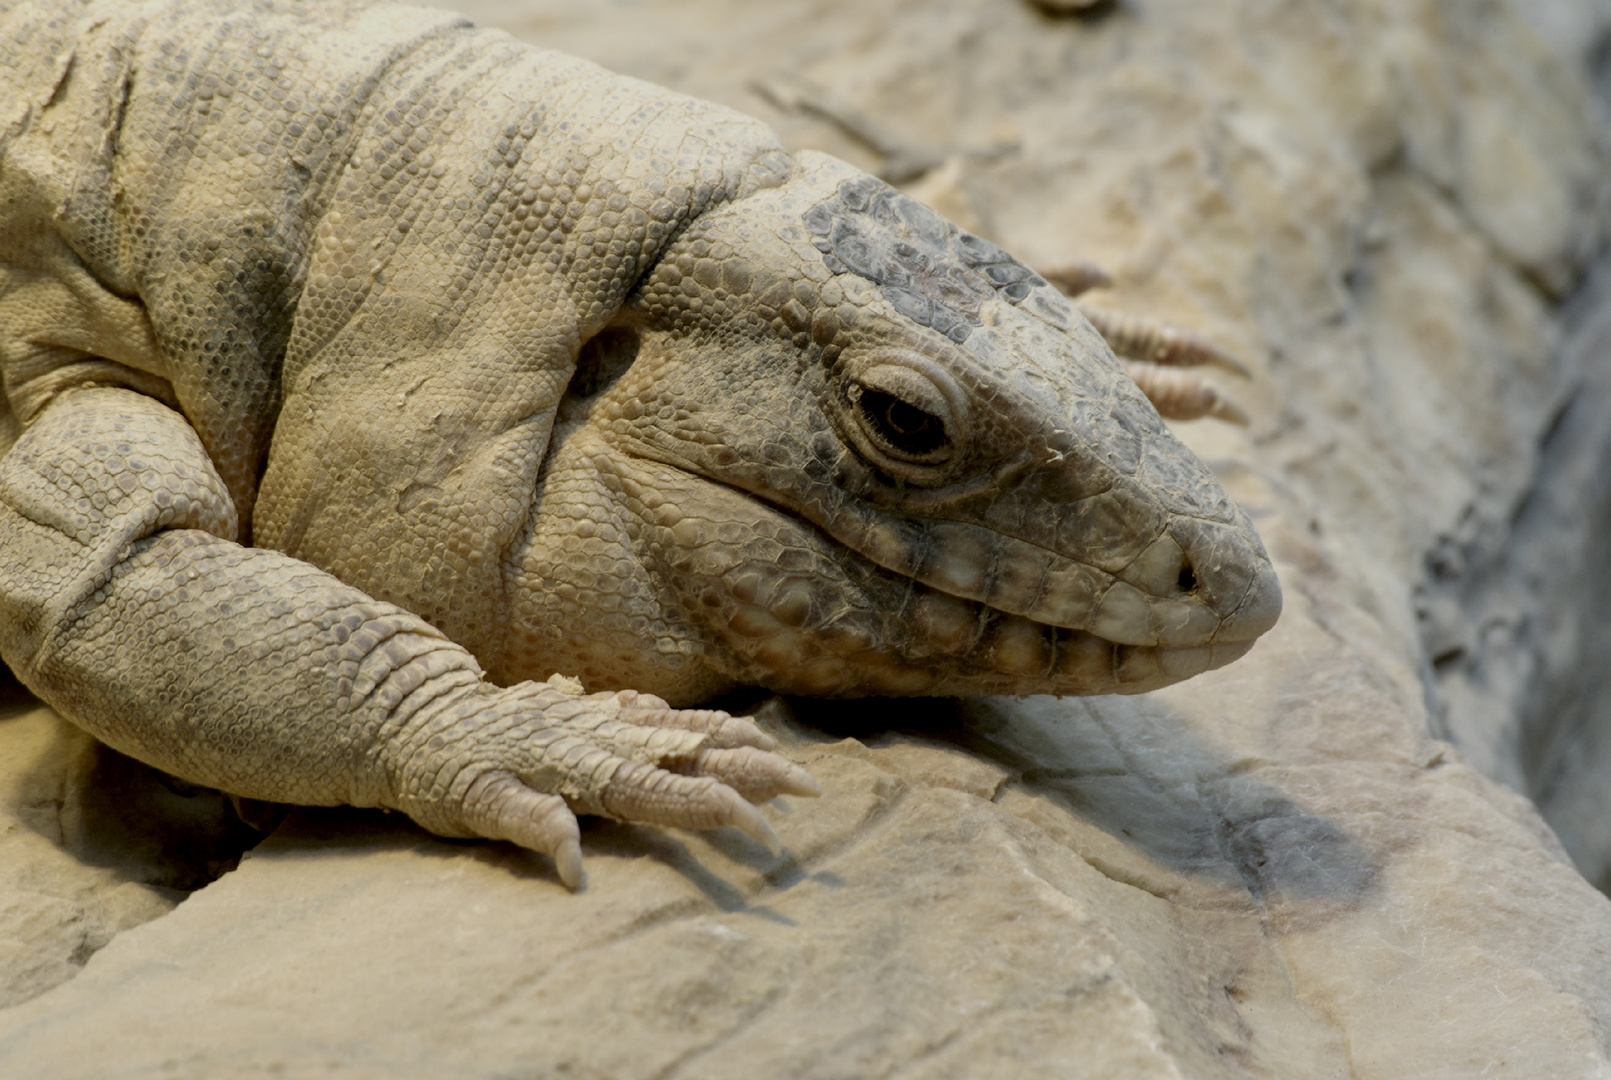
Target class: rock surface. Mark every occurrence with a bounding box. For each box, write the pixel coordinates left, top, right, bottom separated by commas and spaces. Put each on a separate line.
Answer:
5, 0, 1611, 1076
1417, 265, 1611, 893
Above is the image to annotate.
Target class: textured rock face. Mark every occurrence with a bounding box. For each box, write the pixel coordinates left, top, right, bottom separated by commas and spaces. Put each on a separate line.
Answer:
1416, 269, 1611, 893
0, 692, 258, 1010
4, 0, 1611, 1076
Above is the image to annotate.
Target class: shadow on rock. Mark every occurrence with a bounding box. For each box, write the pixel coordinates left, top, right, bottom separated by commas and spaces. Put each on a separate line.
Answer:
2, 677, 273, 895
250, 803, 800, 916
785, 693, 1380, 911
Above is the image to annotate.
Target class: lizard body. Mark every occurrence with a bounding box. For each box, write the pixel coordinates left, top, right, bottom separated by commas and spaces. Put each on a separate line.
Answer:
0, 0, 1280, 884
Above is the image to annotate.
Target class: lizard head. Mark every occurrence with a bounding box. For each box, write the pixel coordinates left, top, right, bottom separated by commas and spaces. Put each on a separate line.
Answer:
515, 152, 1280, 704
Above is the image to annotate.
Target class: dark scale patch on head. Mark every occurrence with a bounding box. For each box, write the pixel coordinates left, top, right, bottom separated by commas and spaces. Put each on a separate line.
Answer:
882, 286, 930, 324
802, 177, 1050, 343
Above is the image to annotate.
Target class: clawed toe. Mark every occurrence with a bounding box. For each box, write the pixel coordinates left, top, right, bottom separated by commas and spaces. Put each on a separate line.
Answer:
616, 705, 778, 751
1093, 307, 1254, 424
554, 836, 584, 889
599, 762, 783, 854
440, 686, 813, 884
686, 745, 823, 802
1077, 303, 1253, 379
1121, 359, 1251, 425
778, 764, 822, 798
460, 771, 586, 888
1035, 259, 1256, 423
723, 794, 782, 854
1038, 260, 1113, 298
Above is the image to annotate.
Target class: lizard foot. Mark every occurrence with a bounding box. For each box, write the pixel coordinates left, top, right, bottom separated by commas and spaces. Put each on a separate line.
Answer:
1038, 262, 1254, 424
1076, 303, 1251, 379
1081, 304, 1252, 425
1115, 358, 1250, 426
396, 679, 818, 889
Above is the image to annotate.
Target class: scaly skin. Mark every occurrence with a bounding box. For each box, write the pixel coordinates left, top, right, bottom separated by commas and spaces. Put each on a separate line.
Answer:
0, 0, 1280, 886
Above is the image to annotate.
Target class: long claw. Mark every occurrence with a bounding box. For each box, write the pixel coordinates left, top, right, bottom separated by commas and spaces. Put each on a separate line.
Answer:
1080, 303, 1253, 378
460, 771, 585, 886
1207, 394, 1251, 426
1121, 360, 1250, 426
728, 796, 782, 855
555, 836, 585, 890
730, 720, 778, 752
686, 745, 819, 802
434, 687, 811, 884
619, 706, 778, 751
780, 764, 822, 798
593, 762, 786, 854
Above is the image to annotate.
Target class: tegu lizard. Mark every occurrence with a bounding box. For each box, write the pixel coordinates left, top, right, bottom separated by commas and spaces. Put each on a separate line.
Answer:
0, 0, 1281, 887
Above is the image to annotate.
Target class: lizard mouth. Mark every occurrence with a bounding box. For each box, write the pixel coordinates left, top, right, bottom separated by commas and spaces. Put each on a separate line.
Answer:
892, 576, 1253, 696
725, 559, 1256, 699
704, 494, 1258, 699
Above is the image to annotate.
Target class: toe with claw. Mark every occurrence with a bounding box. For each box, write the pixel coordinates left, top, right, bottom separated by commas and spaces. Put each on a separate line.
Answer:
389, 678, 817, 888
1038, 261, 1256, 424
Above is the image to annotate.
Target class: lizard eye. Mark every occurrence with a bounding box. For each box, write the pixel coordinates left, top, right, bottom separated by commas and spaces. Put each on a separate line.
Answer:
855, 390, 947, 457
846, 361, 959, 466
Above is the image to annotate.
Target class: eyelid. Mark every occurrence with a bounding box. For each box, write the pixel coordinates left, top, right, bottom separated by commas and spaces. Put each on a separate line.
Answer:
831, 349, 973, 476
854, 364, 950, 421
840, 349, 970, 444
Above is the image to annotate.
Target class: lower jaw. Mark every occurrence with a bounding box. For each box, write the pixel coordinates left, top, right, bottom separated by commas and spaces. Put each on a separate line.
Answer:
711, 536, 1260, 698
709, 554, 1258, 700
732, 623, 1257, 700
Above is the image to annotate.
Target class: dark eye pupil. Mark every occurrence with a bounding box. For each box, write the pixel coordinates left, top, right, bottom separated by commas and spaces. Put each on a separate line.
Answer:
858, 390, 947, 455
884, 398, 930, 436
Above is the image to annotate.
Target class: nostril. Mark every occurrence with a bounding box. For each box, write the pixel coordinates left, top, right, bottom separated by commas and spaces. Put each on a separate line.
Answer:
1177, 561, 1198, 594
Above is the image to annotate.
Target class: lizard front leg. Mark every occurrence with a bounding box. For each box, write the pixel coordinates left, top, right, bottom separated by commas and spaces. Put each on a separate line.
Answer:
0, 388, 814, 887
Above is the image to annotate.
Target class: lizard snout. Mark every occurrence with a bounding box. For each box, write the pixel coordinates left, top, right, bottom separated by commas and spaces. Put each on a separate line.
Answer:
1161, 517, 1284, 645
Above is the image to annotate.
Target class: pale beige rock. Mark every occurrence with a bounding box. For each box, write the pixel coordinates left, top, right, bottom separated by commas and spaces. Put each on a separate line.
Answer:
0, 691, 253, 1009
1415, 265, 1611, 892
4, 0, 1611, 1076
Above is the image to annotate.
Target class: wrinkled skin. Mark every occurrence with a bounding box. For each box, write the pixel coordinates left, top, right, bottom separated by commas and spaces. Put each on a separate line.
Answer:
0, 0, 1277, 886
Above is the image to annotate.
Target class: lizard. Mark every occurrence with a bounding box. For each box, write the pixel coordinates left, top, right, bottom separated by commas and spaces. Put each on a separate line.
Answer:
0, 0, 1281, 888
